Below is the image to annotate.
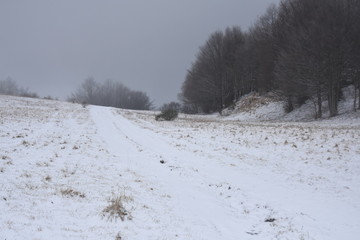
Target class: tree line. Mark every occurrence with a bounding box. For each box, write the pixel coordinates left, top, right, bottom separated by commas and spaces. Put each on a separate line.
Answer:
69, 78, 153, 110
180, 0, 360, 117
0, 78, 38, 98
0, 77, 152, 111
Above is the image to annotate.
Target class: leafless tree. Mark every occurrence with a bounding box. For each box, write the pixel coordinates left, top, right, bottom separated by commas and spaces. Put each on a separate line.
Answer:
343, 0, 360, 111
181, 28, 246, 113
248, 4, 279, 94
0, 78, 19, 95
0, 78, 38, 98
275, 0, 353, 117
70, 78, 152, 110
181, 0, 358, 117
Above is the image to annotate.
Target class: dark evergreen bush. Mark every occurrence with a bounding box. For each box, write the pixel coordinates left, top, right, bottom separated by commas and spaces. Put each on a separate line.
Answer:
155, 108, 178, 121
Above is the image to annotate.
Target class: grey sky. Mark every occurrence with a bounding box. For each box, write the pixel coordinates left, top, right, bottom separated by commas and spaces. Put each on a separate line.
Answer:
0, 0, 279, 107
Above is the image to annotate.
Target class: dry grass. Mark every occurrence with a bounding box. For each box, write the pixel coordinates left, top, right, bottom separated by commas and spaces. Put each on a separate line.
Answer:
115, 232, 122, 240
60, 188, 86, 198
102, 195, 133, 222
36, 161, 49, 167
44, 175, 52, 181
61, 167, 77, 177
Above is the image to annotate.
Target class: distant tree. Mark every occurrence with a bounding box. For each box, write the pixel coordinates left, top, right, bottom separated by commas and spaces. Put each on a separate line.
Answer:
0, 78, 38, 98
343, 0, 360, 111
70, 77, 99, 105
248, 4, 279, 94
97, 79, 121, 107
275, 0, 352, 117
234, 33, 256, 98
19, 88, 38, 98
180, 0, 359, 118
180, 103, 199, 114
0, 78, 19, 95
127, 91, 153, 110
70, 78, 153, 110
222, 26, 246, 103
274, 0, 322, 115
181, 27, 246, 113
160, 102, 181, 112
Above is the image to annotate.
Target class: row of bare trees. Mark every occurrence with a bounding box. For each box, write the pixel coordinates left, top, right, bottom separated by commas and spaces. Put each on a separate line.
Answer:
0, 78, 38, 98
181, 27, 249, 113
69, 78, 153, 110
275, 0, 360, 117
181, 0, 360, 117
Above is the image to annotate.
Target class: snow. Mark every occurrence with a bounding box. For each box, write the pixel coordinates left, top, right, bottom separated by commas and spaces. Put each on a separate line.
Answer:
1, 94, 360, 240
221, 85, 360, 124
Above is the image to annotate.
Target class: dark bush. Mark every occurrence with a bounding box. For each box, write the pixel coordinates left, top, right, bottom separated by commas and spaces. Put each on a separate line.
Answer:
155, 108, 178, 121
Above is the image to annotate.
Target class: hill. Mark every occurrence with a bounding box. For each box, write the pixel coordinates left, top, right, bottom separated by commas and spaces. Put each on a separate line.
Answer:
1, 95, 359, 239
221, 85, 360, 123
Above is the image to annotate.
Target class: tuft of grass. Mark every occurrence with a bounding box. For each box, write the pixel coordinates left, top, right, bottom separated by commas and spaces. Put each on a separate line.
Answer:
265, 217, 276, 222
36, 161, 49, 167
243, 207, 250, 214
115, 233, 122, 240
61, 167, 77, 177
6, 160, 13, 165
21, 172, 32, 178
102, 195, 133, 222
60, 188, 85, 198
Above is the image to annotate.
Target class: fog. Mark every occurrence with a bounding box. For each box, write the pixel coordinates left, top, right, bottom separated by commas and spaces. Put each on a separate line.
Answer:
0, 0, 279, 106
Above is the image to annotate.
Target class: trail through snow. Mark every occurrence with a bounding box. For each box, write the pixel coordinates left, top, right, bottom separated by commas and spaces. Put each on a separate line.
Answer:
90, 106, 360, 240
90, 106, 250, 239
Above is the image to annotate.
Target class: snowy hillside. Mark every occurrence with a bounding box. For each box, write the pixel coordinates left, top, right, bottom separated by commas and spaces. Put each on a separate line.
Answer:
222, 86, 360, 122
1, 95, 360, 240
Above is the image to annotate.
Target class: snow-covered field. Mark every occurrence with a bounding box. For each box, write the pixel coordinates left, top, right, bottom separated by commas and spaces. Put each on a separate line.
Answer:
1, 95, 360, 240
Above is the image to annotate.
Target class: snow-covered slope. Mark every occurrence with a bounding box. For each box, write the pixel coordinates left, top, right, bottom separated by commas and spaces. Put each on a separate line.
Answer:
1, 95, 360, 240
222, 85, 360, 122
222, 92, 286, 121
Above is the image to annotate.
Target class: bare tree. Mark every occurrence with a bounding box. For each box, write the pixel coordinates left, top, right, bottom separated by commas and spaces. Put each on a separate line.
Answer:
181, 28, 246, 113
249, 4, 279, 94
344, 0, 360, 111
0, 78, 19, 95
0, 78, 38, 98
70, 78, 152, 110
70, 77, 99, 104
181, 0, 357, 118
274, 0, 352, 117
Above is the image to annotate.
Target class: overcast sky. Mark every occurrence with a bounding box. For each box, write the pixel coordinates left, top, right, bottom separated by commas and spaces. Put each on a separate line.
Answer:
0, 0, 279, 107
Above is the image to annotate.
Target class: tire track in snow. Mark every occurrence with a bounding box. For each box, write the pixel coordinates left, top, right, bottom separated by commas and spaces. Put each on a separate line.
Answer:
89, 106, 264, 240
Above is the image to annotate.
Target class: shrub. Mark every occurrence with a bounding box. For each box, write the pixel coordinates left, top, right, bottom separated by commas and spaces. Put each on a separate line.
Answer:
102, 195, 133, 222
155, 108, 178, 121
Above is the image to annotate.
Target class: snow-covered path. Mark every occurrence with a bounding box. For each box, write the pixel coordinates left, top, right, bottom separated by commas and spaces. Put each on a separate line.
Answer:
90, 106, 253, 239
1, 96, 359, 240
90, 106, 360, 240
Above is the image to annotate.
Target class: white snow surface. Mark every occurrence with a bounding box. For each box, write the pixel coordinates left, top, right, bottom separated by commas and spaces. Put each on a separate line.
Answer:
222, 85, 360, 123
1, 95, 360, 240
